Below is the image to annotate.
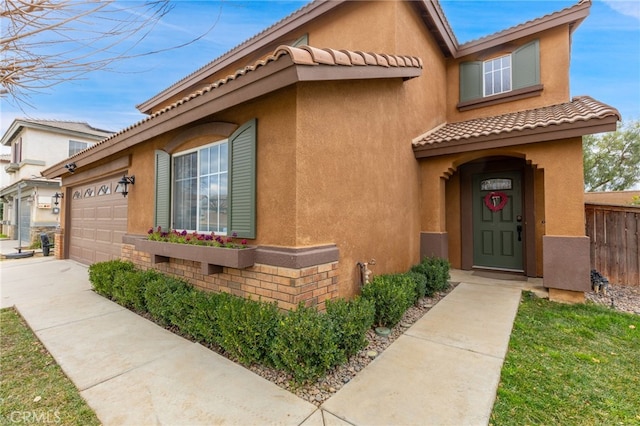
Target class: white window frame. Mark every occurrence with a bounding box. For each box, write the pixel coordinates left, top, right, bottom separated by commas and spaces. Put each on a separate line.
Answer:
69, 140, 91, 157
172, 139, 229, 234
483, 54, 512, 97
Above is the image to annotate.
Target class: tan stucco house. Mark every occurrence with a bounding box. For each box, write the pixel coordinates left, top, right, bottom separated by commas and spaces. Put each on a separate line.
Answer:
42, 0, 620, 308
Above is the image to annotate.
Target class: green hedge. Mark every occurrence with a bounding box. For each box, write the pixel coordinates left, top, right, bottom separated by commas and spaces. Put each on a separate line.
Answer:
217, 294, 281, 366
361, 274, 415, 328
87, 256, 450, 384
410, 256, 451, 296
271, 303, 343, 383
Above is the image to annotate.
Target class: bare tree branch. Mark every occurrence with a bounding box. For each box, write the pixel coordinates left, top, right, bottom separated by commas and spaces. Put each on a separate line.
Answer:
1, 0, 221, 103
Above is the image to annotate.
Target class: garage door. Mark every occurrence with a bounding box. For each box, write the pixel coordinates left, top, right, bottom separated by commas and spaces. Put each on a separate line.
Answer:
69, 175, 128, 265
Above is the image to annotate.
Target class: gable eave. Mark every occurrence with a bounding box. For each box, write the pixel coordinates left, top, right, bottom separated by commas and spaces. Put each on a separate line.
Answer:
136, 0, 347, 115
42, 46, 423, 179
452, 0, 591, 59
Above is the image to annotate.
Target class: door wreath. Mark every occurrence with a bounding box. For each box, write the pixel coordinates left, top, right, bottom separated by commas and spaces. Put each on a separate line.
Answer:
484, 191, 508, 212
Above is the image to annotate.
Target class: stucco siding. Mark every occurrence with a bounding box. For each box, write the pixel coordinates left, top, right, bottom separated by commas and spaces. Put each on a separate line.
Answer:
446, 25, 572, 122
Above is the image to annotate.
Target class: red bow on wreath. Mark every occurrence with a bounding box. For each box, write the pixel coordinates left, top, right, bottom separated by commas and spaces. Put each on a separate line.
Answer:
484, 191, 508, 212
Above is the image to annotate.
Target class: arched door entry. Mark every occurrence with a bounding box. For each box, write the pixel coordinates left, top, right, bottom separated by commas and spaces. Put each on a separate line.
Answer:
472, 170, 523, 271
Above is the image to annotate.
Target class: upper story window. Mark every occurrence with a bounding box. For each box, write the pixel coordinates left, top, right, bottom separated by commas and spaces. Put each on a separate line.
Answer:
484, 55, 511, 97
459, 39, 540, 108
69, 140, 90, 157
12, 137, 22, 163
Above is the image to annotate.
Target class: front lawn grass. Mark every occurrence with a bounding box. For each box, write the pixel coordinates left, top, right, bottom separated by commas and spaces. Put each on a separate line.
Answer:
491, 292, 640, 425
0, 308, 100, 425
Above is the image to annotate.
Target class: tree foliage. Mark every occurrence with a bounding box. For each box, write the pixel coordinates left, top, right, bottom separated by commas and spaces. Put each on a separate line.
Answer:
1, 0, 218, 104
583, 120, 640, 192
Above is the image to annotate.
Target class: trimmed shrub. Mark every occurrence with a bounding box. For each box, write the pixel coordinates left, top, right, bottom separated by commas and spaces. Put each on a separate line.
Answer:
271, 303, 343, 384
88, 260, 135, 297
410, 257, 451, 296
406, 271, 428, 303
361, 274, 415, 328
217, 294, 281, 366
326, 297, 375, 358
144, 275, 190, 326
112, 269, 147, 311
177, 290, 223, 345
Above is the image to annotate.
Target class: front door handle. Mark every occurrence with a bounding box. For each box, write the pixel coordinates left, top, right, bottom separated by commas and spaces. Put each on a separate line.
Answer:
517, 225, 523, 242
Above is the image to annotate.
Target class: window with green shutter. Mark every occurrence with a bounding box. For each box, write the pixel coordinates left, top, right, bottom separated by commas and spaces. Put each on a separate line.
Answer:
154, 150, 171, 230
459, 39, 540, 102
228, 119, 256, 239
166, 119, 256, 238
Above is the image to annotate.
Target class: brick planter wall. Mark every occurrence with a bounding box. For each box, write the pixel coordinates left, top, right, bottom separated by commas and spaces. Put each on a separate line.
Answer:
121, 242, 340, 311
54, 229, 64, 259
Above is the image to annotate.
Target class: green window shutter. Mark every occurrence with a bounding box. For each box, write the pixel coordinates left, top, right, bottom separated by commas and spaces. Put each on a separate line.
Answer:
512, 39, 540, 90
228, 119, 256, 239
459, 61, 483, 102
154, 150, 171, 230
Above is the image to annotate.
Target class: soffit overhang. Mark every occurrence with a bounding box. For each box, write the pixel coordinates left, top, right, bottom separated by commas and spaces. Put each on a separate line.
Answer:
412, 95, 620, 159
41, 45, 423, 179
453, 0, 591, 59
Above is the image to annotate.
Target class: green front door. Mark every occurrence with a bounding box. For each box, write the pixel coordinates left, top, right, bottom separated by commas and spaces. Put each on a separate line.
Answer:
472, 170, 523, 271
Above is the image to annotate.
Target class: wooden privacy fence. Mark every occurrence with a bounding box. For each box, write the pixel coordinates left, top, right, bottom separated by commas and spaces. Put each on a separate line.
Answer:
585, 203, 640, 286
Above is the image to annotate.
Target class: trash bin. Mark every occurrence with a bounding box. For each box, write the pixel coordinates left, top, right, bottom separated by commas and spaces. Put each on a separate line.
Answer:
40, 233, 52, 256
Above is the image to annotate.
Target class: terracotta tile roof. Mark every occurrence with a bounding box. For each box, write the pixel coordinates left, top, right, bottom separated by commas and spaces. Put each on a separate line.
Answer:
413, 96, 620, 148
106, 45, 421, 139
51, 45, 422, 170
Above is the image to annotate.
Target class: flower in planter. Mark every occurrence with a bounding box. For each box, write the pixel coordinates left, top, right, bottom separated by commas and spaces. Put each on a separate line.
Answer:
146, 226, 248, 249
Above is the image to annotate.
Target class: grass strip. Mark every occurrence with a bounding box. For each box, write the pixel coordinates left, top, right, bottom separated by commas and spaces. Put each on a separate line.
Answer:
0, 307, 100, 425
491, 292, 640, 425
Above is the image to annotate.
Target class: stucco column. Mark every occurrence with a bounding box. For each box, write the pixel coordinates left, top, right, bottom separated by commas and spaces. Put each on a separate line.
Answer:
419, 161, 448, 259
529, 138, 590, 296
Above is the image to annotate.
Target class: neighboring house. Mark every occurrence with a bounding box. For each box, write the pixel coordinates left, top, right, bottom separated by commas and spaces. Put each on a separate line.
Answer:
0, 154, 9, 235
42, 0, 619, 308
0, 119, 112, 246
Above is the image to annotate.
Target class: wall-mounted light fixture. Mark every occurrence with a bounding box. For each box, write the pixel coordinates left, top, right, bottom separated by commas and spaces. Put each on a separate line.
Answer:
53, 192, 63, 206
118, 175, 135, 198
64, 162, 77, 173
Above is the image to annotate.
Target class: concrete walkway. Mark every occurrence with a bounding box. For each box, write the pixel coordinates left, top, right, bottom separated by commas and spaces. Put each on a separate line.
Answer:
0, 241, 540, 425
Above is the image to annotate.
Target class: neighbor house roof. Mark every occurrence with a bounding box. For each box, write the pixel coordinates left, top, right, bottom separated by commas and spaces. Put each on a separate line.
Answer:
41, 45, 423, 179
0, 119, 113, 147
412, 96, 620, 158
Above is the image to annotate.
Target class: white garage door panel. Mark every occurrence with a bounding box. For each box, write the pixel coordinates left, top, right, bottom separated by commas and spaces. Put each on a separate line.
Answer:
69, 176, 128, 265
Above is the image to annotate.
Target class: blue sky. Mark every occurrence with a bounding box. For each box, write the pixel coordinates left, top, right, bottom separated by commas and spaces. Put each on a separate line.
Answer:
1, 0, 638, 146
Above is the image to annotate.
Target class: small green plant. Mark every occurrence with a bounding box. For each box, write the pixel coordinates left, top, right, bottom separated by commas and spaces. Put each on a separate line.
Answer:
271, 303, 343, 383
406, 271, 428, 302
361, 274, 415, 328
144, 275, 190, 326
28, 240, 41, 249
111, 269, 147, 311
217, 294, 281, 366
326, 297, 375, 358
88, 259, 136, 297
410, 257, 450, 296
178, 290, 224, 345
